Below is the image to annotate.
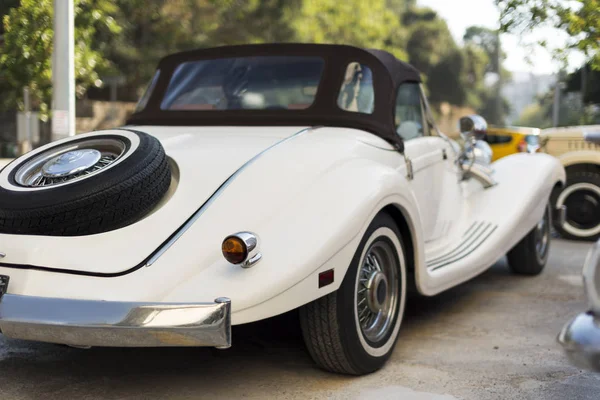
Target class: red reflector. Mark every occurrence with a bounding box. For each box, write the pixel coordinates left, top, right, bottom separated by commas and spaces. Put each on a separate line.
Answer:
319, 269, 334, 288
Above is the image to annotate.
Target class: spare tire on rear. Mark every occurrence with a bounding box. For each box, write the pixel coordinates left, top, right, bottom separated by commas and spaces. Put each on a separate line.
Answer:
0, 129, 171, 236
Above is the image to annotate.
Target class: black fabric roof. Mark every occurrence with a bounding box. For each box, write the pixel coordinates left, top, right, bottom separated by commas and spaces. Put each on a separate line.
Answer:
127, 43, 422, 149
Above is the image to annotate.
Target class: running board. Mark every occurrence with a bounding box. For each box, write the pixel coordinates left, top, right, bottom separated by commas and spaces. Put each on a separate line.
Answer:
427, 221, 498, 271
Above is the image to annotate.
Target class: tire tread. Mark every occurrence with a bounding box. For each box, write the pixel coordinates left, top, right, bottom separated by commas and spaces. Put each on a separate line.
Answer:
300, 293, 359, 375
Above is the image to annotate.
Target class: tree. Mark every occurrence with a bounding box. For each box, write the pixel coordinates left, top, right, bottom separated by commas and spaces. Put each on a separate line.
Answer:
497, 0, 600, 69
462, 25, 512, 124
404, 7, 456, 76
566, 63, 600, 105
290, 0, 408, 61
89, 0, 305, 101
0, 0, 20, 34
516, 86, 592, 127
0, 0, 120, 118
463, 26, 504, 75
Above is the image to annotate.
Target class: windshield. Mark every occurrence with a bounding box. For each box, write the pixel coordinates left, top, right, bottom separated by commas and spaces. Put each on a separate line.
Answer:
159, 56, 325, 111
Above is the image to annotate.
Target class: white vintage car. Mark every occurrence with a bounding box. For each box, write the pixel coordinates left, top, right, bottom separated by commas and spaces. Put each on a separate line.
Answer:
0, 44, 565, 375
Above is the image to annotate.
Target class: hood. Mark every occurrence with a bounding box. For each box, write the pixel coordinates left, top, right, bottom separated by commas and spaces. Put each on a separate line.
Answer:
0, 126, 308, 275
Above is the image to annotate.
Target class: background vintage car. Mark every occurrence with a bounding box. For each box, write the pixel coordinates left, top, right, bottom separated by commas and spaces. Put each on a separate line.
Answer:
540, 125, 600, 241
482, 125, 541, 161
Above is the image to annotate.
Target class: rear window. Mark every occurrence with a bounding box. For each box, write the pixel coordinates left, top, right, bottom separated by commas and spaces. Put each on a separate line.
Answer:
160, 56, 325, 111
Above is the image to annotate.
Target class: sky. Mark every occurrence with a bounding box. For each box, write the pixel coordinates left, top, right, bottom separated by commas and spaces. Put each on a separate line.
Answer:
418, 0, 585, 75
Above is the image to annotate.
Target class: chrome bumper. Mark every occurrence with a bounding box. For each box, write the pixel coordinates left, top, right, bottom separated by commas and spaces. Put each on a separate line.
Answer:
0, 294, 231, 348
558, 312, 600, 372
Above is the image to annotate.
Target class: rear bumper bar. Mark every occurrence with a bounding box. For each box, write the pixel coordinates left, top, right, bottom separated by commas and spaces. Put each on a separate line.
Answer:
0, 294, 231, 348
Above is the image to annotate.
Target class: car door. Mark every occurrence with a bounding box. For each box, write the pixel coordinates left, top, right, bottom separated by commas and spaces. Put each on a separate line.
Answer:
395, 83, 459, 243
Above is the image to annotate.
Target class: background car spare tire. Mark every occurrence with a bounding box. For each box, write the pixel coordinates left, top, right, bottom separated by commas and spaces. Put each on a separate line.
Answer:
0, 130, 171, 236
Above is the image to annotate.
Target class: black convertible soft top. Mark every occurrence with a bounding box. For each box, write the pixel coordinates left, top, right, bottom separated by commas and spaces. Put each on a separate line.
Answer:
127, 43, 422, 149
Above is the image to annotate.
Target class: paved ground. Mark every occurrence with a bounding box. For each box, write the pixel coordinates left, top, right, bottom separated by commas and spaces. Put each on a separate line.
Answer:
1, 239, 598, 400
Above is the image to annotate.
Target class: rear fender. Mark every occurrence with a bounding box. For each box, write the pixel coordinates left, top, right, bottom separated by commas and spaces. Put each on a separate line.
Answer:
161, 157, 423, 324
156, 130, 424, 324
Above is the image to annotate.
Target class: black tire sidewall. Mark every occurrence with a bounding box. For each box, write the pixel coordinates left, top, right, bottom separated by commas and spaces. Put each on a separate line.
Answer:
335, 213, 406, 374
508, 203, 551, 275
0, 129, 171, 236
552, 170, 600, 241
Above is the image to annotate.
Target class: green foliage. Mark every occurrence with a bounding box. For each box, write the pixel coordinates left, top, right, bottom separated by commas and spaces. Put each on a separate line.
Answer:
0, 0, 120, 119
290, 0, 407, 61
566, 64, 600, 104
515, 87, 597, 127
464, 26, 503, 74
0, 0, 527, 125
497, 0, 600, 69
404, 7, 456, 76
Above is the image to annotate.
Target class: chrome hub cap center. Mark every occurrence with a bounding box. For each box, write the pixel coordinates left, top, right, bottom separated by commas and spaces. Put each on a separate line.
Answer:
41, 149, 102, 178
366, 271, 388, 313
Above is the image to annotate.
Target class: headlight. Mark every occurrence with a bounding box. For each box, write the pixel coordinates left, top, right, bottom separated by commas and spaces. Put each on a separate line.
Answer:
583, 240, 600, 313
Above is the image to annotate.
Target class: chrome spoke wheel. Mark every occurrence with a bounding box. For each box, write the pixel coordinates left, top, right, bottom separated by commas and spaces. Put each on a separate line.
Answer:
14, 138, 127, 188
356, 239, 399, 344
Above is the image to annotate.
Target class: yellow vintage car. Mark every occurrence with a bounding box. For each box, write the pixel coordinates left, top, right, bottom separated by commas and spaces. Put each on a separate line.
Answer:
483, 126, 541, 161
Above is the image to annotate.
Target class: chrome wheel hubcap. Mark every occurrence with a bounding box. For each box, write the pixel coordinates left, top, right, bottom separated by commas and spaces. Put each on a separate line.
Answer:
14, 138, 127, 187
356, 240, 399, 343
42, 149, 102, 178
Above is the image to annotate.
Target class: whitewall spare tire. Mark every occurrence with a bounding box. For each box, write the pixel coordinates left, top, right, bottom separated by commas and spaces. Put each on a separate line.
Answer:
0, 129, 171, 236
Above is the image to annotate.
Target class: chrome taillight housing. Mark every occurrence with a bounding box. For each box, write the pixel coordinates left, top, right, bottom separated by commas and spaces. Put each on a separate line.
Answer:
222, 232, 262, 268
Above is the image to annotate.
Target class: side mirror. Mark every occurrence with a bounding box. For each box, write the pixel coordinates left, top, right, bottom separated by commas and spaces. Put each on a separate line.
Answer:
459, 115, 488, 140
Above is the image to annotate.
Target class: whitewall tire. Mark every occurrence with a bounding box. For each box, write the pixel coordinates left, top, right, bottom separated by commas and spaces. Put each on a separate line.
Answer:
552, 170, 600, 241
300, 212, 407, 375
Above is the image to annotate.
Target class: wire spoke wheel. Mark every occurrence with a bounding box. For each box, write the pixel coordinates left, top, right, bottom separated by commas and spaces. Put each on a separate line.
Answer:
355, 239, 399, 344
14, 138, 127, 188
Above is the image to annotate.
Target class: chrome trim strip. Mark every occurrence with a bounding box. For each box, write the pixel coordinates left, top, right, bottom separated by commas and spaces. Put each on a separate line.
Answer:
462, 221, 478, 238
427, 222, 488, 265
145, 126, 319, 267
0, 294, 232, 348
430, 225, 498, 271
